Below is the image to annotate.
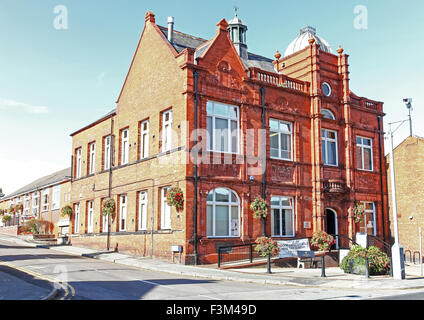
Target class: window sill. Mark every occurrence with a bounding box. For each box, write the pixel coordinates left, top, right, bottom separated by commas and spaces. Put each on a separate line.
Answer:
206, 236, 240, 239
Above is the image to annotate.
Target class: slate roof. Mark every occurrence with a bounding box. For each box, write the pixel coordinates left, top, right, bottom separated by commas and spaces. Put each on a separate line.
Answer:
2, 167, 71, 200
158, 25, 275, 73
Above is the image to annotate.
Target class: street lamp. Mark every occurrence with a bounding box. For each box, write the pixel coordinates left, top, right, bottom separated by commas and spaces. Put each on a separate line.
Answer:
387, 98, 413, 280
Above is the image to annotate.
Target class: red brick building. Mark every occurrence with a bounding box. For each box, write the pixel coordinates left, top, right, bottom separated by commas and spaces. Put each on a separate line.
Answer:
68, 11, 388, 264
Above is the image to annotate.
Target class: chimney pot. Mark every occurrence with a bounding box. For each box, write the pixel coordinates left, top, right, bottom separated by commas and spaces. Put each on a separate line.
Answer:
168, 16, 174, 43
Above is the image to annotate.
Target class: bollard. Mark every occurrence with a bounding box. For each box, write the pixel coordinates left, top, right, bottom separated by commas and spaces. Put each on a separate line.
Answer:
321, 255, 326, 277
365, 257, 370, 278
267, 253, 271, 274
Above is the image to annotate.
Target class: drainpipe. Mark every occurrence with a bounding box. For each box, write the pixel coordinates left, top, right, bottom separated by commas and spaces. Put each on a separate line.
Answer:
107, 116, 114, 251
377, 115, 386, 241
260, 86, 266, 237
193, 70, 199, 265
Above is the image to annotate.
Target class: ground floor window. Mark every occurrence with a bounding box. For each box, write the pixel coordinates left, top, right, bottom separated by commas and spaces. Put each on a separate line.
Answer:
87, 201, 94, 233
74, 203, 80, 234
271, 196, 294, 237
358, 202, 376, 236
119, 195, 127, 231
161, 188, 171, 230
138, 191, 148, 230
206, 188, 240, 237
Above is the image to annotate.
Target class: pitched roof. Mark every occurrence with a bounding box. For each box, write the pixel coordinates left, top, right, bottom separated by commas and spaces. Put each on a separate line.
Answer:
158, 25, 275, 73
70, 108, 116, 137
2, 167, 71, 200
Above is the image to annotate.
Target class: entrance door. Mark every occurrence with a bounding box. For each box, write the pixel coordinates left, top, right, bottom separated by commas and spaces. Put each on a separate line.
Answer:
326, 208, 338, 249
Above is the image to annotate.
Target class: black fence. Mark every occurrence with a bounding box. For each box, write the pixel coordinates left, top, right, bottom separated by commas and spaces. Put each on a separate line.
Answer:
1, 215, 21, 227
217, 243, 264, 268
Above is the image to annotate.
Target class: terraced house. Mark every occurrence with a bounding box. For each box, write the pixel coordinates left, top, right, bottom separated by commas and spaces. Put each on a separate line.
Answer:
0, 168, 71, 237
4, 10, 388, 265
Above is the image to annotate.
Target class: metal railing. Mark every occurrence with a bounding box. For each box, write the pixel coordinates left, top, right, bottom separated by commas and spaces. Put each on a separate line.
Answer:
367, 235, 392, 257
217, 243, 262, 268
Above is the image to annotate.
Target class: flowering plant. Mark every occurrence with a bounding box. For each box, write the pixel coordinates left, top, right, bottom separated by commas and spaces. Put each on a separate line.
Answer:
340, 245, 390, 275
2, 215, 11, 223
254, 237, 280, 257
9, 205, 15, 215
250, 196, 269, 219
0, 209, 4, 216
102, 198, 116, 217
61, 205, 73, 218
310, 231, 335, 252
353, 202, 365, 223
15, 204, 23, 213
166, 187, 184, 212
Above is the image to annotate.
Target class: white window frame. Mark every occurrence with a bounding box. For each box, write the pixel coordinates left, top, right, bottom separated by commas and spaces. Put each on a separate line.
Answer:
23, 194, 31, 216
321, 108, 335, 120
138, 191, 148, 231
119, 195, 127, 231
89, 142, 96, 174
322, 129, 338, 167
356, 136, 373, 171
32, 191, 40, 216
104, 135, 111, 170
75, 148, 82, 178
41, 189, 49, 212
74, 203, 80, 234
140, 120, 149, 159
206, 101, 240, 154
52, 185, 61, 210
270, 196, 295, 238
121, 129, 129, 165
87, 200, 94, 233
206, 188, 240, 238
102, 199, 108, 233
359, 202, 377, 236
161, 187, 171, 230
162, 110, 172, 152
269, 119, 293, 161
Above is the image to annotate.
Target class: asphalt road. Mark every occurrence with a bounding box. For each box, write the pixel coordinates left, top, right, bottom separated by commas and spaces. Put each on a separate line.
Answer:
0, 239, 423, 301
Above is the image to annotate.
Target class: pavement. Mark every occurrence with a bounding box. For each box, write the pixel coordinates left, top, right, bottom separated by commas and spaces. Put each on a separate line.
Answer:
1, 233, 424, 298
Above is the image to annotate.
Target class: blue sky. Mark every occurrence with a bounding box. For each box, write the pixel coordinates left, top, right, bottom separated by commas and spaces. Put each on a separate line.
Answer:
0, 0, 423, 194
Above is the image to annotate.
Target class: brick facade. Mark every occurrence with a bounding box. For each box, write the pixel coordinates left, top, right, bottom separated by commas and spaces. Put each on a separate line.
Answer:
66, 11, 388, 265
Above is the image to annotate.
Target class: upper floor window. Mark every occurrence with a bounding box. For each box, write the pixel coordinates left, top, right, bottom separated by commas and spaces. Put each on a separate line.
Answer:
321, 109, 335, 120
206, 188, 240, 237
140, 120, 149, 159
32, 191, 39, 216
206, 101, 239, 154
270, 119, 293, 161
88, 142, 96, 175
87, 200, 94, 233
121, 128, 129, 165
162, 110, 172, 152
104, 135, 111, 170
74, 203, 80, 234
356, 136, 373, 171
322, 129, 338, 166
75, 148, 82, 179
271, 196, 295, 237
322, 82, 332, 97
23, 194, 30, 215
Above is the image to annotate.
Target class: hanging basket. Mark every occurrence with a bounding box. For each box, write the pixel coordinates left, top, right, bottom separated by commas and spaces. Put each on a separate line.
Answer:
166, 187, 184, 212
250, 196, 269, 219
61, 205, 73, 218
353, 202, 365, 223
102, 198, 116, 217
310, 231, 335, 252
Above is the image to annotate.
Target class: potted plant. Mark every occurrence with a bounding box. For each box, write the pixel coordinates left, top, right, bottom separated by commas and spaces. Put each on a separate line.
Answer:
340, 245, 390, 275
250, 196, 269, 219
353, 202, 365, 223
254, 236, 280, 273
166, 187, 184, 212
102, 198, 116, 218
61, 205, 73, 218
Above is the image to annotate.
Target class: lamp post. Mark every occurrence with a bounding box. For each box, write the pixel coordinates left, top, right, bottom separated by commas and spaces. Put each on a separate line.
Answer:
387, 98, 413, 280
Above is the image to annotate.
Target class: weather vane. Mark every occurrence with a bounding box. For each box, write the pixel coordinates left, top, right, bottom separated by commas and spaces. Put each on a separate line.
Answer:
234, 5, 239, 16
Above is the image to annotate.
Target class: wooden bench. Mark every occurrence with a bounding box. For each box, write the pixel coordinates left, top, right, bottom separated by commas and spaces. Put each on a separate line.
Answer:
296, 250, 317, 269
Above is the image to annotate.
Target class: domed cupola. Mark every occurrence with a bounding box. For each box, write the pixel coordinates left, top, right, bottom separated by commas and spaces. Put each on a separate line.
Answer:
284, 26, 332, 57
228, 8, 248, 59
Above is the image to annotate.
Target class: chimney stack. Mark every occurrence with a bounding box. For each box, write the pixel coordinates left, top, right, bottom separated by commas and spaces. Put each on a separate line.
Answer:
167, 16, 174, 43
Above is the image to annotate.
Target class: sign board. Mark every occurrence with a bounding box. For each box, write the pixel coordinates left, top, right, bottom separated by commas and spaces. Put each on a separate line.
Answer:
356, 233, 367, 248
171, 245, 182, 252
277, 238, 310, 258
58, 219, 70, 227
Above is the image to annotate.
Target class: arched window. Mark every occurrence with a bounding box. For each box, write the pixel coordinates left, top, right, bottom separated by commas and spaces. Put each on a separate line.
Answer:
321, 108, 335, 120
206, 188, 240, 237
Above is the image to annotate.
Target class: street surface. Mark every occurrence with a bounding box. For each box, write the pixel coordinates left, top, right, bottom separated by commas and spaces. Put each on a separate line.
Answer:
0, 239, 423, 300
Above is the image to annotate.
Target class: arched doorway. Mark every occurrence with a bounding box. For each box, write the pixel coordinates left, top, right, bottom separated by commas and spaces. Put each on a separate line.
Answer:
325, 208, 338, 249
